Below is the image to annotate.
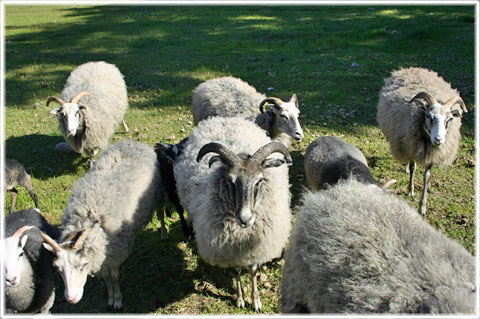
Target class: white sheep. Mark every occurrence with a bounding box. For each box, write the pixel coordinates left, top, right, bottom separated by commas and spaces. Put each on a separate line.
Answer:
377, 67, 468, 216
174, 116, 292, 312
47, 61, 129, 166
40, 139, 165, 309
191, 76, 303, 147
280, 180, 475, 314
4, 159, 39, 213
4, 208, 58, 313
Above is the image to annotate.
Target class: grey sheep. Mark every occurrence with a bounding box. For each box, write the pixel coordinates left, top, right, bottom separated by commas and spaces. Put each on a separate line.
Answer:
174, 116, 293, 312
191, 76, 304, 147
5, 159, 39, 213
41, 139, 164, 309
304, 136, 378, 190
280, 180, 475, 314
4, 208, 58, 313
377, 67, 468, 216
48, 61, 129, 166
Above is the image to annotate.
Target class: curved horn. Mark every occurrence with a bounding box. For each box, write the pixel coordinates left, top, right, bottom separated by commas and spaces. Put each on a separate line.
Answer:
445, 96, 468, 113
259, 97, 284, 113
40, 232, 62, 252
12, 226, 35, 238
70, 91, 91, 104
46, 96, 66, 106
409, 92, 438, 106
197, 142, 238, 168
72, 229, 91, 251
251, 142, 292, 165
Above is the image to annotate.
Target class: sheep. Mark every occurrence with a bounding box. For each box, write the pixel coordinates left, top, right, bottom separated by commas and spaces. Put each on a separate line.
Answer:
4, 208, 58, 313
280, 180, 475, 314
154, 138, 192, 240
40, 139, 165, 309
5, 159, 39, 213
173, 116, 293, 312
377, 67, 468, 216
47, 61, 129, 167
191, 76, 304, 147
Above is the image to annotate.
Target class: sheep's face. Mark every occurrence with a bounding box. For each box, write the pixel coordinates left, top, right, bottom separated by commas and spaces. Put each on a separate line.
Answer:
269, 95, 304, 141
3, 235, 28, 287
423, 104, 460, 146
50, 103, 86, 137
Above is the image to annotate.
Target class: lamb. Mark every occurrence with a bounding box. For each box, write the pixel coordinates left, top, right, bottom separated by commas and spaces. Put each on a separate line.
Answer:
154, 138, 192, 240
47, 61, 129, 166
377, 67, 468, 216
173, 116, 293, 312
280, 180, 475, 314
4, 208, 58, 313
40, 139, 165, 309
5, 159, 39, 213
191, 76, 303, 147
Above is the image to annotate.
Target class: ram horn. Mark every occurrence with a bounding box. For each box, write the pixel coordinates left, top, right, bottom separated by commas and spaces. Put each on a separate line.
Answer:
71, 91, 91, 104
409, 92, 438, 106
259, 97, 284, 113
445, 96, 468, 113
72, 229, 92, 251
197, 142, 239, 168
40, 232, 62, 252
46, 96, 66, 106
251, 142, 292, 165
12, 225, 35, 238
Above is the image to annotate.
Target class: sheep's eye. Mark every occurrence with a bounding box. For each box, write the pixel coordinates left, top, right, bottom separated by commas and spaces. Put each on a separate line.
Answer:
280, 114, 288, 120
254, 178, 264, 199
18, 252, 24, 258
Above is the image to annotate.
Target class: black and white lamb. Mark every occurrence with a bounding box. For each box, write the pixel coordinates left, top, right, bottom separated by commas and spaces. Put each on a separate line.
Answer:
280, 180, 475, 314
47, 61, 129, 166
5, 159, 39, 213
304, 136, 378, 190
174, 116, 293, 312
377, 67, 468, 216
191, 76, 304, 147
4, 208, 58, 313
40, 139, 165, 309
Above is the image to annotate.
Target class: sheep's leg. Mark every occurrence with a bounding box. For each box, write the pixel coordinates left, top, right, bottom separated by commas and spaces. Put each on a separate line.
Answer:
111, 267, 123, 309
178, 209, 192, 240
418, 164, 432, 218
102, 269, 115, 307
159, 209, 169, 240
24, 177, 39, 208
251, 264, 262, 312
88, 148, 98, 168
40, 289, 55, 313
408, 162, 416, 196
235, 268, 245, 308
9, 188, 18, 214
122, 119, 129, 132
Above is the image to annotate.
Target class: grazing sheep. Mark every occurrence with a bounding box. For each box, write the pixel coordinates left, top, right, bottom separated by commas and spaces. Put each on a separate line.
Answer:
4, 208, 58, 313
40, 139, 164, 309
192, 76, 303, 147
154, 138, 192, 240
5, 159, 39, 213
280, 180, 475, 314
304, 136, 377, 190
377, 67, 468, 216
47, 61, 129, 166
174, 116, 292, 312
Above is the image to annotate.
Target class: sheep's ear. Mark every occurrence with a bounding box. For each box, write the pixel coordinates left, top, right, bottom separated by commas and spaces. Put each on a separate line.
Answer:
20, 235, 28, 249
290, 94, 298, 108
42, 242, 56, 253
263, 158, 287, 168
79, 105, 88, 112
451, 109, 462, 118
50, 107, 61, 115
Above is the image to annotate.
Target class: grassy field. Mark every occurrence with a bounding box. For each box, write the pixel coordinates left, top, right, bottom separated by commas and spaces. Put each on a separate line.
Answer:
3, 5, 476, 315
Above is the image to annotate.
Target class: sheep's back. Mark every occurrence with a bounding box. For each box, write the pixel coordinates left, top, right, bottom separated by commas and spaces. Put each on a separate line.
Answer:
192, 76, 265, 125
175, 117, 291, 268
377, 67, 462, 166
60, 61, 129, 152
281, 181, 475, 313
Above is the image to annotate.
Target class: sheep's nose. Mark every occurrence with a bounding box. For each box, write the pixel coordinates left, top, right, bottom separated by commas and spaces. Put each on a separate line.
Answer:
236, 208, 256, 228
6, 276, 17, 286
294, 131, 304, 141
433, 136, 444, 145
67, 129, 76, 136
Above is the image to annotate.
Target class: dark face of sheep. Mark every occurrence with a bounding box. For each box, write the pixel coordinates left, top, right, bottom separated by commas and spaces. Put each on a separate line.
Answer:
410, 92, 467, 146
259, 95, 304, 142
3, 226, 34, 287
197, 142, 292, 228
47, 92, 90, 137
41, 225, 101, 305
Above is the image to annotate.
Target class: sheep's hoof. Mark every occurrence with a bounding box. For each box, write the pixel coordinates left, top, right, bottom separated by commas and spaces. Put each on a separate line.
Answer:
113, 299, 123, 310
160, 228, 169, 240
418, 206, 426, 218
55, 142, 74, 152
236, 296, 245, 308
408, 190, 414, 197
253, 298, 262, 312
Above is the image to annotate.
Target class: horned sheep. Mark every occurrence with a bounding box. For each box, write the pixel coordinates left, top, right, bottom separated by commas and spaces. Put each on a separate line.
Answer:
5, 159, 39, 213
48, 61, 129, 166
40, 139, 165, 309
4, 208, 58, 314
173, 116, 293, 312
377, 67, 468, 216
191, 76, 304, 147
280, 180, 475, 314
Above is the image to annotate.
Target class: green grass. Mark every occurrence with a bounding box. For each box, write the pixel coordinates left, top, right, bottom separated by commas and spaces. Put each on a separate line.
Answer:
3, 5, 476, 315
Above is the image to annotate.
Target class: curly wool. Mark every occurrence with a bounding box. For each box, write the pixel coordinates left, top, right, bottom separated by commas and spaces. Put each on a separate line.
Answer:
58, 61, 128, 154
377, 67, 463, 167
174, 117, 292, 268
280, 180, 475, 314
60, 139, 164, 275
